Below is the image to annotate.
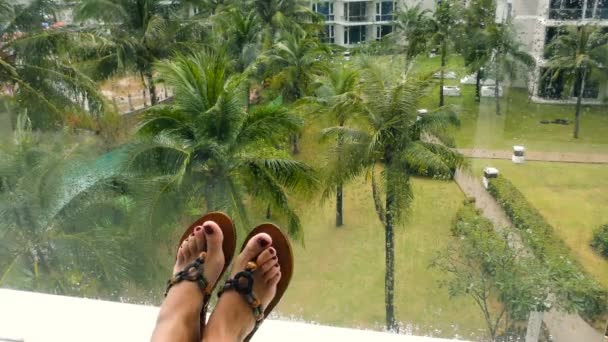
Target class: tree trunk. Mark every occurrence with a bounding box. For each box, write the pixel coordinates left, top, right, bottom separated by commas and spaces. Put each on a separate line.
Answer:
475, 70, 482, 102
495, 78, 501, 115
439, 40, 447, 107
404, 52, 412, 80
384, 190, 397, 332
291, 134, 300, 154
145, 72, 157, 105
266, 204, 271, 219
336, 183, 343, 227
573, 67, 586, 139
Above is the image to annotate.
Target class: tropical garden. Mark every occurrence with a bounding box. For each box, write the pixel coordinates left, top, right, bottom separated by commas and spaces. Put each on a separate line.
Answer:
1, 0, 607, 341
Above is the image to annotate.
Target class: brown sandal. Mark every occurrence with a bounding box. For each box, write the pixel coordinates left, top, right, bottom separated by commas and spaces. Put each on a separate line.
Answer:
165, 212, 236, 335
218, 223, 294, 342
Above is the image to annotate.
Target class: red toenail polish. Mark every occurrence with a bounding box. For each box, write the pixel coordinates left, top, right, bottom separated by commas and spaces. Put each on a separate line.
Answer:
190, 232, 195, 237
272, 256, 277, 260
204, 224, 214, 235
195, 226, 202, 232
269, 249, 275, 255
274, 264, 279, 267
258, 238, 269, 247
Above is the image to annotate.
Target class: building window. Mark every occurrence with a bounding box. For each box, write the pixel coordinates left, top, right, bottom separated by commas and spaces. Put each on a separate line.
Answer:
345, 2, 367, 22
313, 2, 334, 21
322, 25, 335, 44
550, 0, 608, 20
585, 0, 608, 19
376, 1, 395, 21
376, 25, 393, 40
346, 25, 367, 44
539, 67, 600, 99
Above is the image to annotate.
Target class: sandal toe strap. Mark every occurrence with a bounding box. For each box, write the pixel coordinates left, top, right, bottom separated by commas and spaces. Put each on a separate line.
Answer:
164, 252, 211, 297
218, 262, 265, 322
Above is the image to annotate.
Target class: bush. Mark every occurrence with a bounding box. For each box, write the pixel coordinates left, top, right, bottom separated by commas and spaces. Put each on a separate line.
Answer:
488, 176, 608, 321
591, 224, 608, 258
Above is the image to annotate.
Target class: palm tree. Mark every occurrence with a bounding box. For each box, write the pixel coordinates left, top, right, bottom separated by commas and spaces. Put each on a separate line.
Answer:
265, 31, 326, 154
0, 1, 110, 129
392, 3, 433, 78
461, 0, 495, 102
218, 8, 262, 73
0, 112, 145, 296
487, 21, 535, 115
324, 67, 464, 331
128, 51, 317, 239
544, 25, 608, 138
76, 0, 204, 105
305, 64, 364, 227
431, 0, 462, 106
249, 0, 318, 48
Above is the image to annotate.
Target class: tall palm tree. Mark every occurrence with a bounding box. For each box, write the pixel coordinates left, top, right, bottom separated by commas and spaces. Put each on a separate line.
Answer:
76, 0, 204, 105
249, 0, 318, 48
487, 21, 535, 115
544, 25, 608, 138
305, 64, 364, 227
218, 8, 262, 73
431, 0, 462, 106
129, 51, 317, 239
324, 67, 464, 331
0, 1, 110, 129
0, 112, 145, 296
461, 0, 495, 102
392, 3, 433, 78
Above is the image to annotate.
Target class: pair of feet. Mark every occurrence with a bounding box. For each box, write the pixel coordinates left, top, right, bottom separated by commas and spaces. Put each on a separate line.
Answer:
152, 221, 281, 342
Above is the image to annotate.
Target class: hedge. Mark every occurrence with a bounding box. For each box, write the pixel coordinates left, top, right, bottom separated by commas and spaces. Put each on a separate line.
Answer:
591, 224, 608, 258
487, 176, 607, 321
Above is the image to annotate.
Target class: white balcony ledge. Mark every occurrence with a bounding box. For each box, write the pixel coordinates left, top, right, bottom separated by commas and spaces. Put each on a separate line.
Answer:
0, 289, 468, 342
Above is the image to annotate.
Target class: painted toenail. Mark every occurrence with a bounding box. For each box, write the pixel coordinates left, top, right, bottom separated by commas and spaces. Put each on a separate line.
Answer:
269, 248, 275, 255
204, 224, 214, 235
195, 226, 202, 232
258, 238, 269, 247
190, 233, 195, 237
272, 256, 277, 260
274, 264, 279, 267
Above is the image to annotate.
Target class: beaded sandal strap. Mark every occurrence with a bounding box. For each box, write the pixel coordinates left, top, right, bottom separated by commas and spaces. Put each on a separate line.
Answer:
165, 252, 212, 297
218, 261, 265, 326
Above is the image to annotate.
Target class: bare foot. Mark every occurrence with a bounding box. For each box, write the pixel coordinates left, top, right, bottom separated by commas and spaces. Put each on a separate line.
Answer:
151, 221, 225, 342
203, 233, 281, 341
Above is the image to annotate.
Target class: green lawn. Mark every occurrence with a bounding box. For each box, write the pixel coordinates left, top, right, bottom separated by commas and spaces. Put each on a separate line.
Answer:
470, 159, 608, 287
274, 175, 487, 339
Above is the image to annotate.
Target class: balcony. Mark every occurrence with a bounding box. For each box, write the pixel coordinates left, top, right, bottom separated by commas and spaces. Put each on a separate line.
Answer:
343, 15, 369, 22
548, 8, 583, 20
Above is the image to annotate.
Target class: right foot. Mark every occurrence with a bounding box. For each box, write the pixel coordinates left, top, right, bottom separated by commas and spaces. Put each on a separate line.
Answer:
151, 221, 225, 342
204, 233, 281, 341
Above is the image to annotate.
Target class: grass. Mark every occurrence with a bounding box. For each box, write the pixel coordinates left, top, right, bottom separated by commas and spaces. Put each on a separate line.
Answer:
470, 159, 608, 287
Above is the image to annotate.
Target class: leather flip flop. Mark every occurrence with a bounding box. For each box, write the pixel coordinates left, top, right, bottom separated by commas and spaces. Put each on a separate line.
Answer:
218, 223, 294, 342
168, 212, 236, 335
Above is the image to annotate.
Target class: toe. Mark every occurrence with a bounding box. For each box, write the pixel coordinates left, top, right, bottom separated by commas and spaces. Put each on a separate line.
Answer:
266, 268, 281, 285
256, 247, 275, 266
193, 225, 206, 252
202, 221, 224, 257
241, 233, 272, 262
259, 257, 278, 275
176, 244, 186, 264
187, 234, 198, 256
180, 238, 192, 260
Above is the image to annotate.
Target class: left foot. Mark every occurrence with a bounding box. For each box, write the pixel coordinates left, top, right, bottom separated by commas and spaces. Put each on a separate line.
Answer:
151, 221, 225, 342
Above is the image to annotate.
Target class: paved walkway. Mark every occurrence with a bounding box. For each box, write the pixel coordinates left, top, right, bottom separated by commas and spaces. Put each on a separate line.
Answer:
453, 170, 604, 342
458, 148, 608, 164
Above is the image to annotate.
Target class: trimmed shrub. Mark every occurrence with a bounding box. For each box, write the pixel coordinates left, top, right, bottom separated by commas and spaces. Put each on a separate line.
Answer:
487, 176, 607, 321
591, 224, 608, 258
